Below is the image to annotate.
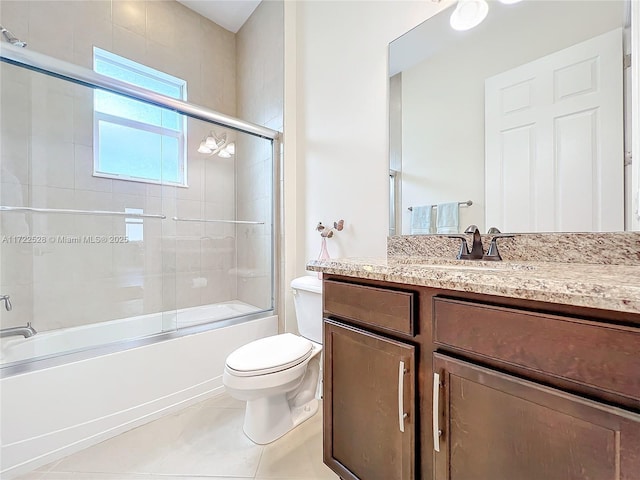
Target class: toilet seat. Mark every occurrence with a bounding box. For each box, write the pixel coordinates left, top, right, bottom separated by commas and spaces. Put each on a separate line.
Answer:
225, 333, 313, 377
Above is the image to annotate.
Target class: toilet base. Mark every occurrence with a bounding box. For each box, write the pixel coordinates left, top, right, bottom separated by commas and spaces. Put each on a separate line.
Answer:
243, 395, 319, 445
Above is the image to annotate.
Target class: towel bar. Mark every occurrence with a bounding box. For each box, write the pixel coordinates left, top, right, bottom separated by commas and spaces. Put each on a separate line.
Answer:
408, 200, 472, 212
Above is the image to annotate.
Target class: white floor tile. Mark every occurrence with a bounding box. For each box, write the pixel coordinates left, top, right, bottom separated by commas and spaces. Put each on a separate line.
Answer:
254, 410, 338, 480
17, 393, 336, 480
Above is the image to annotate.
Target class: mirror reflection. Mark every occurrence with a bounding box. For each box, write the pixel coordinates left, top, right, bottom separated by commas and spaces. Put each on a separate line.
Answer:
389, 0, 631, 235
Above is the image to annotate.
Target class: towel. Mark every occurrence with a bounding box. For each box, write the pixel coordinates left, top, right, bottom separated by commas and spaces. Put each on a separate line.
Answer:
410, 205, 435, 234
436, 202, 459, 234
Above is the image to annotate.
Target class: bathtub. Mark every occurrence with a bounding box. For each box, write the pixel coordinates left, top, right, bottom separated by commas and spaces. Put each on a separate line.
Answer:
0, 301, 262, 366
1, 308, 277, 479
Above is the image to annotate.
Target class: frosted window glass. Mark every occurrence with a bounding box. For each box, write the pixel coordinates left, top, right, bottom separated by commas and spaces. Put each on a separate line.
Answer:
93, 48, 186, 185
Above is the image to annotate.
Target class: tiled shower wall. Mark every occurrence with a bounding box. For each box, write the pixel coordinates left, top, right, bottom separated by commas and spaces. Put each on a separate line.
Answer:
0, 1, 280, 333
236, 1, 284, 310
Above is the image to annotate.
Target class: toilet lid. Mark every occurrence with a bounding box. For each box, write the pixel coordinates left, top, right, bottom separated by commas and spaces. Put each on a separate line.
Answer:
225, 333, 313, 376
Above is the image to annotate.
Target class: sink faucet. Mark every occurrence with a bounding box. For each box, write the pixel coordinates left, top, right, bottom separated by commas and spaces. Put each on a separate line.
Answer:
0, 322, 37, 338
460, 226, 485, 260
447, 226, 484, 260
448, 226, 514, 261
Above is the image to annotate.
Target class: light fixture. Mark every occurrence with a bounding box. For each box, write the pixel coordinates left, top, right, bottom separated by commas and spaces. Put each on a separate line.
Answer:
217, 142, 235, 158
204, 133, 225, 149
197, 143, 212, 154
450, 0, 489, 31
197, 132, 235, 158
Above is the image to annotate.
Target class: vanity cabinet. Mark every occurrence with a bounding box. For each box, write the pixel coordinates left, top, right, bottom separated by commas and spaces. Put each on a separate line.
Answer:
432, 297, 640, 480
322, 275, 640, 480
322, 280, 418, 480
324, 320, 415, 480
433, 353, 640, 479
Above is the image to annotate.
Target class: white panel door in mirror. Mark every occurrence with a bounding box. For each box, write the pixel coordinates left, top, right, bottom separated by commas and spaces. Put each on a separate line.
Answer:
485, 28, 623, 233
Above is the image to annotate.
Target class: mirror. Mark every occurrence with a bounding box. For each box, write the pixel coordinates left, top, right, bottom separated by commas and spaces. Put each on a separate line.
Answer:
389, 0, 632, 235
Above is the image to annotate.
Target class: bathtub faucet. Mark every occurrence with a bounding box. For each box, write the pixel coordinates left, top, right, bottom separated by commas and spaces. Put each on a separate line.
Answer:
0, 322, 37, 338
1, 295, 11, 311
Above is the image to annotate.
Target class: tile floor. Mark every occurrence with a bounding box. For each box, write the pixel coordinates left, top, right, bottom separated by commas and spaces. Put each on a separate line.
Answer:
17, 394, 339, 480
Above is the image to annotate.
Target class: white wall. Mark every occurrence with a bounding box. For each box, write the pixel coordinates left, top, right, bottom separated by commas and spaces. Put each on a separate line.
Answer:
236, 1, 284, 312
291, 0, 448, 275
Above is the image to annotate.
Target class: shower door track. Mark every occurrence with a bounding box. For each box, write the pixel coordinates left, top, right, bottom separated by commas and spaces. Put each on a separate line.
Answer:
0, 43, 279, 140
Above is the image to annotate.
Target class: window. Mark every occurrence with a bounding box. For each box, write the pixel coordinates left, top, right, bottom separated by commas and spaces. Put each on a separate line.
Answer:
93, 48, 187, 185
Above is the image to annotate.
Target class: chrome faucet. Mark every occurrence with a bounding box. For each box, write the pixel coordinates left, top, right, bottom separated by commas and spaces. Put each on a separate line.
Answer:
1, 295, 12, 311
0, 322, 37, 338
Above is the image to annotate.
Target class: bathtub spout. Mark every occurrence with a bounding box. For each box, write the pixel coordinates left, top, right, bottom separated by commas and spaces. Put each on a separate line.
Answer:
0, 322, 37, 338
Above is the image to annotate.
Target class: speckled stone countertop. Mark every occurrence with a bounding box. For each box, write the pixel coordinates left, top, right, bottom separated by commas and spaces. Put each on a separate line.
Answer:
306, 256, 640, 315
387, 232, 640, 265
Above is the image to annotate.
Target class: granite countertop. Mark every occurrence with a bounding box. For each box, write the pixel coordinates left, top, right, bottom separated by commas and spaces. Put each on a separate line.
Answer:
306, 256, 640, 314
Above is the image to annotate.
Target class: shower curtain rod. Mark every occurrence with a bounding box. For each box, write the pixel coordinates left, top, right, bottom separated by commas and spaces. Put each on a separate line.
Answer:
0, 43, 279, 140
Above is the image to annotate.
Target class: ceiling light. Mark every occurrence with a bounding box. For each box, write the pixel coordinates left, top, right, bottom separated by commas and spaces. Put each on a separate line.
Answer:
218, 150, 232, 158
450, 0, 489, 31
225, 142, 235, 155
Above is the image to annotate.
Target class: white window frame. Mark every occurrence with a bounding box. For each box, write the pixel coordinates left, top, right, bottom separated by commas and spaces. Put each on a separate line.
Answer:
92, 48, 188, 186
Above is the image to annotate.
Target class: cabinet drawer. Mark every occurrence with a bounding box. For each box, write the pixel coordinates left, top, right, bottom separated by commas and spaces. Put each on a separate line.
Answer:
323, 280, 415, 336
433, 297, 640, 402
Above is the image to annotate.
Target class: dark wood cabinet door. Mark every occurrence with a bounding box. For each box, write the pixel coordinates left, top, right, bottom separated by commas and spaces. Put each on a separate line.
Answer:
433, 353, 640, 480
324, 319, 416, 480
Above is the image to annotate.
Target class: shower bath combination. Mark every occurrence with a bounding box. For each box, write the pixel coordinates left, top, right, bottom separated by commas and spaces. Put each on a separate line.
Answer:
0, 25, 27, 47
0, 16, 281, 476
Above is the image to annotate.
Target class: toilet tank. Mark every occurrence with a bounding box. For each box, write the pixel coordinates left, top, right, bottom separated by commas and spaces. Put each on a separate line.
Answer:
291, 276, 323, 344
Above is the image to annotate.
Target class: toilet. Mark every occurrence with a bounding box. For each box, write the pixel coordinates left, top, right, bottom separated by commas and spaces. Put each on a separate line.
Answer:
222, 275, 323, 444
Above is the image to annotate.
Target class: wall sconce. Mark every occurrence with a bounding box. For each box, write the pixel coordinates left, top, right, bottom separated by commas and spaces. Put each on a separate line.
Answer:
197, 131, 235, 158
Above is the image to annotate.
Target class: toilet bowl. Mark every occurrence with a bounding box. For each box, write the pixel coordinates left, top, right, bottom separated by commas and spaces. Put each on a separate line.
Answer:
222, 276, 323, 444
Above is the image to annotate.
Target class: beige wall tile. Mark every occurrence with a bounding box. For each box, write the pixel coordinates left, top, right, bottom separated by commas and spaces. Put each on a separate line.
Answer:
74, 144, 113, 193
1, 133, 30, 186
112, 0, 146, 37
0, 1, 30, 42
30, 139, 75, 189
27, 1, 76, 63
112, 24, 147, 64
146, 1, 177, 48
1, 73, 31, 137
1, 0, 282, 340
0, 282, 32, 329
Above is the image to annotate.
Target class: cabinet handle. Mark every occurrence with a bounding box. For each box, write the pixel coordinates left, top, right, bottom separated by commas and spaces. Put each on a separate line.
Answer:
433, 372, 441, 452
398, 361, 408, 433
